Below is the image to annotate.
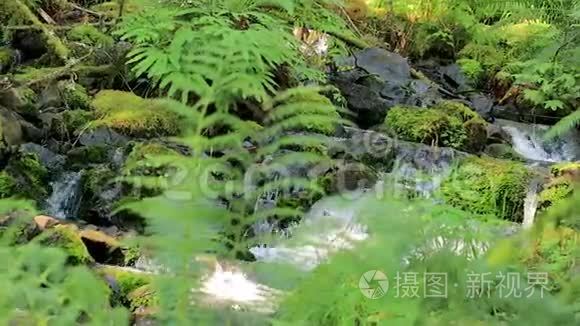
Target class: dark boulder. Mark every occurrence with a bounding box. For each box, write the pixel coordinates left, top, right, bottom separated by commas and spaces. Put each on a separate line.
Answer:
330, 48, 443, 128
78, 127, 129, 147
20, 143, 65, 172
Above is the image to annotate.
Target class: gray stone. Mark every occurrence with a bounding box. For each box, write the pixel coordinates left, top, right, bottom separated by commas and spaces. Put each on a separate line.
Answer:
20, 143, 66, 172
78, 127, 129, 147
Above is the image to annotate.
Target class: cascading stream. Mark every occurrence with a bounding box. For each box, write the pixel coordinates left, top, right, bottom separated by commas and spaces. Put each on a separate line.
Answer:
44, 171, 84, 220
495, 119, 580, 163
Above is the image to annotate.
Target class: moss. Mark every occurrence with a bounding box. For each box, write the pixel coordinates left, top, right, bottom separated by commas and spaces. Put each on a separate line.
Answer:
91, 91, 181, 138
385, 105, 467, 149
0, 47, 14, 72
67, 25, 114, 48
51, 110, 93, 139
538, 162, 580, 210
441, 156, 533, 221
123, 142, 179, 174
12, 67, 62, 85
67, 145, 109, 166
551, 162, 580, 177
433, 100, 487, 152
128, 284, 157, 311
83, 165, 116, 195
0, 171, 17, 198
99, 266, 152, 308
5, 152, 49, 199
57, 80, 91, 110
40, 224, 93, 265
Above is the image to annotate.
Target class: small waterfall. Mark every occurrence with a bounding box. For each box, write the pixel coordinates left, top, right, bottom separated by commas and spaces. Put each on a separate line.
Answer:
44, 171, 84, 220
522, 181, 541, 229
495, 119, 580, 162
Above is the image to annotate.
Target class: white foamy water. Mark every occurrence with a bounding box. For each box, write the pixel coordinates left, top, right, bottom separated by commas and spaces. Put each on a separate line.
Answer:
44, 171, 84, 219
496, 119, 580, 163
250, 191, 370, 270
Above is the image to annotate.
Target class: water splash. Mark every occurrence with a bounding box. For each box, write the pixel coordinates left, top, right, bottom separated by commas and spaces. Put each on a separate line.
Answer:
522, 181, 541, 229
44, 171, 84, 220
496, 119, 580, 162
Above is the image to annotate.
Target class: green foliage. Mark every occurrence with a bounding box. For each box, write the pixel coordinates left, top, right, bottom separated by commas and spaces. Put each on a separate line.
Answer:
545, 109, 580, 140
91, 90, 182, 137
441, 156, 533, 221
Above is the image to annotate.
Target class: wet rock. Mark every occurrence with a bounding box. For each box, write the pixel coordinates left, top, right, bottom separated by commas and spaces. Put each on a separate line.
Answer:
341, 47, 411, 84
484, 144, 525, 161
20, 143, 65, 172
486, 124, 510, 145
467, 93, 494, 120
330, 48, 442, 128
79, 126, 129, 147
415, 60, 471, 94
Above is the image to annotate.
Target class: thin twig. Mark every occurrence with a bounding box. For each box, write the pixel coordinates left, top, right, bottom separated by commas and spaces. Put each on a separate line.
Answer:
70, 3, 104, 17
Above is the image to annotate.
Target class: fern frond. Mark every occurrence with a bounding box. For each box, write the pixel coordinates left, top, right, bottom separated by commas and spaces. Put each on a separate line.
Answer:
545, 109, 580, 140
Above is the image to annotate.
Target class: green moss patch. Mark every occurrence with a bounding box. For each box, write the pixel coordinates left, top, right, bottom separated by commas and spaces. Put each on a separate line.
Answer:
67, 25, 114, 48
58, 80, 91, 110
385, 101, 487, 152
538, 162, 580, 211
441, 156, 533, 221
1, 152, 49, 201
39, 224, 93, 265
91, 91, 182, 138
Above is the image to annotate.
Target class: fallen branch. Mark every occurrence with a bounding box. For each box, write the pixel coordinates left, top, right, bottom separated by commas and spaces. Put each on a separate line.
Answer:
70, 3, 104, 18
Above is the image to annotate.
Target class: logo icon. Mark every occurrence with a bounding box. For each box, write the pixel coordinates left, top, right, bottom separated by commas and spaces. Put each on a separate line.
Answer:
359, 270, 389, 299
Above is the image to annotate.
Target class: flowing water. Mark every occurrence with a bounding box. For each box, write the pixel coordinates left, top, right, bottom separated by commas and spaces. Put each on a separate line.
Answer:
495, 119, 580, 163
44, 171, 84, 220
522, 180, 541, 229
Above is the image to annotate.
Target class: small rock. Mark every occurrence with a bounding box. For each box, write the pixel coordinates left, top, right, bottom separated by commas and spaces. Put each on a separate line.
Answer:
79, 127, 129, 147
20, 143, 66, 172
33, 215, 60, 230
0, 107, 24, 146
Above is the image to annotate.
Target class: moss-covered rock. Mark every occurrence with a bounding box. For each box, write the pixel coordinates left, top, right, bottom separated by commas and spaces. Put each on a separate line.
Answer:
441, 156, 533, 221
483, 143, 525, 162
386, 105, 465, 148
385, 101, 487, 152
40, 224, 93, 265
67, 145, 110, 166
457, 58, 484, 86
538, 162, 580, 211
99, 266, 153, 307
0, 47, 15, 73
123, 142, 180, 175
67, 25, 114, 48
91, 91, 182, 138
90, 1, 142, 19
128, 284, 157, 312
1, 152, 49, 200
57, 80, 91, 110
0, 87, 38, 116
51, 110, 94, 139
